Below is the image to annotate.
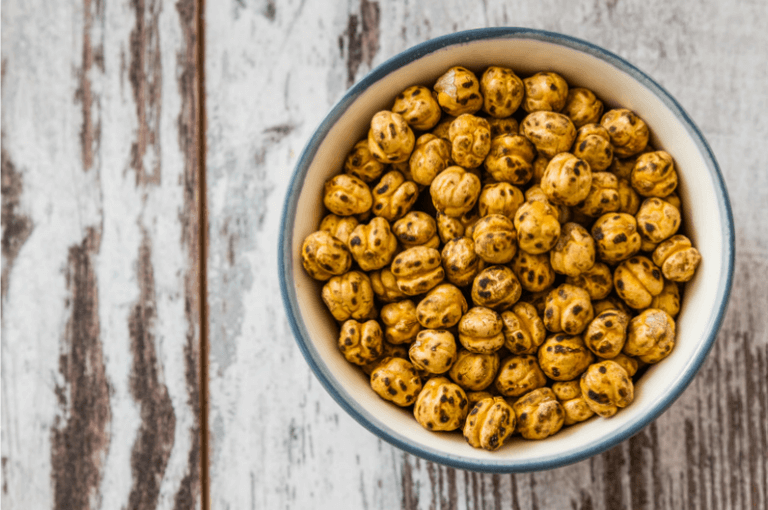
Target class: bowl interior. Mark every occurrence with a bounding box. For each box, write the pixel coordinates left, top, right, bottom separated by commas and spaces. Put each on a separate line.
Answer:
283, 33, 731, 470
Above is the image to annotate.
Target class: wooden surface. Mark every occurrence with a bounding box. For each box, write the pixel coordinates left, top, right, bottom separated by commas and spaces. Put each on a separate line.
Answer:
3, 0, 768, 509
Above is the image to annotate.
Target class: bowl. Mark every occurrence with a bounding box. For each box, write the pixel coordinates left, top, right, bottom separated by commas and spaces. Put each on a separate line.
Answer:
278, 27, 734, 472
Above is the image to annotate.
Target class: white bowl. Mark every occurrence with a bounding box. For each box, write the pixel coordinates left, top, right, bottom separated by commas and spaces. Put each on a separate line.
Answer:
278, 28, 734, 472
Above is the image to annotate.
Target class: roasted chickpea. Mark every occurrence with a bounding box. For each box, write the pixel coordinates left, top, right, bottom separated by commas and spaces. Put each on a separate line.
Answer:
617, 178, 641, 215
513, 388, 565, 440
409, 329, 458, 374
380, 300, 421, 344
430, 166, 482, 217
319, 214, 359, 245
514, 201, 561, 255
301, 230, 353, 280
591, 213, 642, 263
368, 111, 415, 164
511, 251, 556, 293
600, 109, 649, 158
539, 334, 594, 381
652, 235, 701, 282
610, 353, 639, 377
566, 262, 613, 300
576, 172, 621, 217
520, 111, 577, 159
525, 185, 571, 224
416, 284, 468, 329
664, 191, 682, 211
584, 310, 630, 359
434, 66, 483, 116
550, 223, 596, 277
639, 232, 659, 253
495, 354, 547, 397
391, 246, 445, 296
613, 256, 664, 309
544, 284, 594, 335
370, 267, 408, 303
573, 124, 613, 171
345, 139, 387, 182
471, 265, 522, 311
371, 170, 419, 222
392, 85, 442, 131
393, 211, 440, 249
431, 115, 456, 141
322, 271, 376, 321
458, 307, 506, 354
414, 377, 470, 431
531, 155, 549, 185
650, 279, 681, 318
483, 134, 536, 184
500, 302, 547, 355
348, 217, 398, 271
541, 153, 593, 206
580, 360, 634, 417
464, 397, 516, 451
361, 341, 410, 375
449, 350, 500, 391
471, 214, 518, 264
448, 114, 492, 168
338, 319, 383, 365
436, 211, 465, 243
324, 174, 373, 216
523, 72, 569, 112
488, 117, 520, 139
478, 182, 525, 219
408, 134, 453, 186
371, 357, 423, 406
552, 381, 595, 425
441, 237, 481, 286
632, 150, 678, 198
480, 66, 524, 117
467, 391, 494, 407
562, 88, 604, 128
458, 208, 481, 238
624, 308, 676, 363
592, 295, 633, 316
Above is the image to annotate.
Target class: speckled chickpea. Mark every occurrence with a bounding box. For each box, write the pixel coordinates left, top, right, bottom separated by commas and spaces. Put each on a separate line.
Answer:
576, 172, 621, 217
488, 117, 520, 139
371, 357, 423, 407
301, 230, 353, 280
391, 246, 445, 296
591, 213, 642, 263
613, 256, 664, 309
347, 217, 398, 271
431, 115, 456, 141
592, 295, 633, 317
361, 341, 410, 376
371, 170, 418, 222
610, 353, 639, 377
393, 211, 440, 249
525, 185, 571, 224
636, 198, 681, 243
632, 150, 678, 198
458, 307, 506, 354
624, 309, 676, 363
369, 267, 408, 303
478, 182, 525, 219
338, 319, 383, 365
652, 235, 701, 282
408, 134, 453, 186
544, 284, 594, 335
449, 350, 500, 391
322, 271, 376, 321
542, 153, 593, 206
522, 72, 569, 112
580, 360, 634, 417
467, 391, 494, 407
430, 166, 482, 217
480, 66, 524, 118
650, 279, 681, 318
483, 134, 536, 185
513, 388, 565, 440
584, 310, 630, 359
434, 66, 483, 116
441, 237, 482, 287
566, 262, 613, 300
448, 114, 492, 168
409, 329, 458, 374
319, 214, 359, 245
617, 178, 641, 215
414, 377, 470, 431
416, 284, 468, 329
436, 211, 464, 243
520, 111, 577, 159
471, 265, 522, 311
573, 124, 613, 171
639, 233, 659, 253
511, 251, 556, 294
344, 139, 387, 182
495, 354, 547, 397
380, 300, 421, 345
513, 200, 561, 255
392, 85, 443, 131
323, 174, 373, 216
539, 334, 595, 381
500, 302, 547, 355
368, 111, 415, 164
562, 88, 604, 128
601, 109, 649, 158
552, 381, 595, 425
464, 397, 516, 451
550, 223, 596, 277
472, 214, 518, 264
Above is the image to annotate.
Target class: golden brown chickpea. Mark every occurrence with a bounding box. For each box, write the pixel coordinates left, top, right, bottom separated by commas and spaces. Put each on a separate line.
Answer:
393, 211, 440, 249
434, 66, 483, 116
652, 235, 701, 282
514, 201, 561, 255
441, 237, 481, 286
592, 295, 633, 317
436, 211, 465, 243
543, 284, 594, 335
541, 153, 593, 206
617, 178, 641, 215
459, 208, 482, 238
511, 250, 556, 293
562, 88, 604, 128
481, 66, 524, 117
531, 155, 550, 185
371, 170, 419, 222
584, 310, 630, 359
613, 256, 664, 309
573, 124, 613, 171
624, 308, 676, 363
632, 150, 678, 198
501, 302, 547, 355
467, 391, 494, 407
380, 300, 421, 345
639, 233, 659, 253
525, 185, 571, 224
431, 115, 456, 140
575, 172, 621, 217
416, 284, 468, 329
322, 271, 377, 321
513, 388, 565, 440
361, 341, 410, 375
409, 329, 458, 374
391, 246, 445, 296
345, 139, 387, 182
483, 134, 536, 184
371, 357, 423, 407
319, 214, 359, 245
495, 354, 547, 397
471, 265, 522, 311
552, 381, 595, 425
338, 319, 383, 365
430, 166, 482, 217
392, 85, 442, 131
472, 214, 518, 264
478, 182, 525, 219
348, 217, 398, 271
408, 134, 453, 186
566, 262, 613, 300
488, 117, 520, 139
591, 213, 642, 263
636, 197, 681, 243
520, 111, 577, 159
324, 174, 373, 216
368, 111, 416, 164
301, 230, 353, 280
464, 397, 516, 451
448, 114, 492, 168
539, 334, 595, 381
580, 360, 634, 417
522, 72, 569, 112
449, 350, 500, 391
650, 279, 681, 318
369, 267, 408, 303
664, 191, 682, 211
458, 307, 506, 354
550, 223, 596, 277
610, 353, 639, 377
414, 377, 470, 431
600, 109, 649, 158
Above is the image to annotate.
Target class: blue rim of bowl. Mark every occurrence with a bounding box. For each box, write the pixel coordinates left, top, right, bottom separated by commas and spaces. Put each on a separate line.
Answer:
278, 27, 735, 473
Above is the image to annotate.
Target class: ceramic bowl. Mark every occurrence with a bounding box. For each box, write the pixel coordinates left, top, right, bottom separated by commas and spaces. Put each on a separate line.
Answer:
278, 28, 734, 472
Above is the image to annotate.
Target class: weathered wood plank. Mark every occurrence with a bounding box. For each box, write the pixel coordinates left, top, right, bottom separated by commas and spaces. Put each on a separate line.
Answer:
1, 0, 202, 508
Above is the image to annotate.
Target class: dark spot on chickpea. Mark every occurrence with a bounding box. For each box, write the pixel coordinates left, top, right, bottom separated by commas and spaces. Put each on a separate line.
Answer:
598, 365, 607, 374
546, 308, 554, 319
652, 269, 661, 279
616, 280, 624, 290
644, 222, 656, 233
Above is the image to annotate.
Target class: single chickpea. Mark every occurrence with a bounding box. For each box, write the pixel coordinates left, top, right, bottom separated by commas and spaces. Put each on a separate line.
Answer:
324, 174, 373, 216
449, 350, 500, 391
636, 197, 681, 243
481, 66, 525, 117
409, 329, 458, 374
430, 166, 482, 217
624, 308, 676, 363
542, 153, 593, 206
573, 124, 614, 171
391, 246, 445, 296
471, 265, 522, 311
531, 155, 550, 185
371, 170, 419, 222
369, 267, 408, 303
632, 150, 678, 198
575, 172, 621, 217
500, 302, 547, 355
664, 191, 682, 211
371, 357, 423, 407
650, 279, 681, 318
338, 319, 383, 365
520, 111, 577, 159
431, 115, 456, 141
591, 213, 642, 263
495, 354, 547, 397
543, 284, 594, 335
301, 230, 353, 280
483, 134, 536, 184
416, 284, 468, 329
472, 214, 518, 264
652, 235, 701, 282
611, 353, 640, 377
522, 71, 569, 112
436, 211, 465, 243
464, 397, 517, 451
539, 334, 595, 381
392, 85, 443, 131
562, 88, 604, 128
414, 377, 470, 431
322, 271, 377, 321
478, 182, 525, 219
347, 217, 398, 271
441, 237, 482, 287
319, 213, 359, 245
448, 114, 492, 168
513, 388, 565, 440
613, 256, 664, 309
393, 211, 440, 249
487, 117, 520, 139
617, 178, 641, 215
458, 307, 506, 354
466, 391, 494, 407
380, 300, 421, 345
513, 201, 561, 254
566, 262, 614, 300
433, 66, 483, 116
592, 295, 633, 316
368, 111, 416, 164
584, 310, 630, 359
640, 232, 659, 253
408, 134, 453, 186
550, 223, 596, 277
345, 139, 387, 182
580, 360, 634, 417
552, 381, 595, 425
601, 109, 649, 158
511, 250, 556, 293
525, 184, 571, 224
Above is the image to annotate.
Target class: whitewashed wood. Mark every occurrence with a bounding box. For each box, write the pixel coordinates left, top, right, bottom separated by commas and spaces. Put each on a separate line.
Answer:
1, 0, 202, 509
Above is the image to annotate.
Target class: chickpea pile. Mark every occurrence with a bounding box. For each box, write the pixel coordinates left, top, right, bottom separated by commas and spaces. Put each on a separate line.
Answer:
301, 66, 701, 451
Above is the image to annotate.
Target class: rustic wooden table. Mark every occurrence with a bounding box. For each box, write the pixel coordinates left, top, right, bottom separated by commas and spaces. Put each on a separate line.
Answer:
2, 0, 766, 509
